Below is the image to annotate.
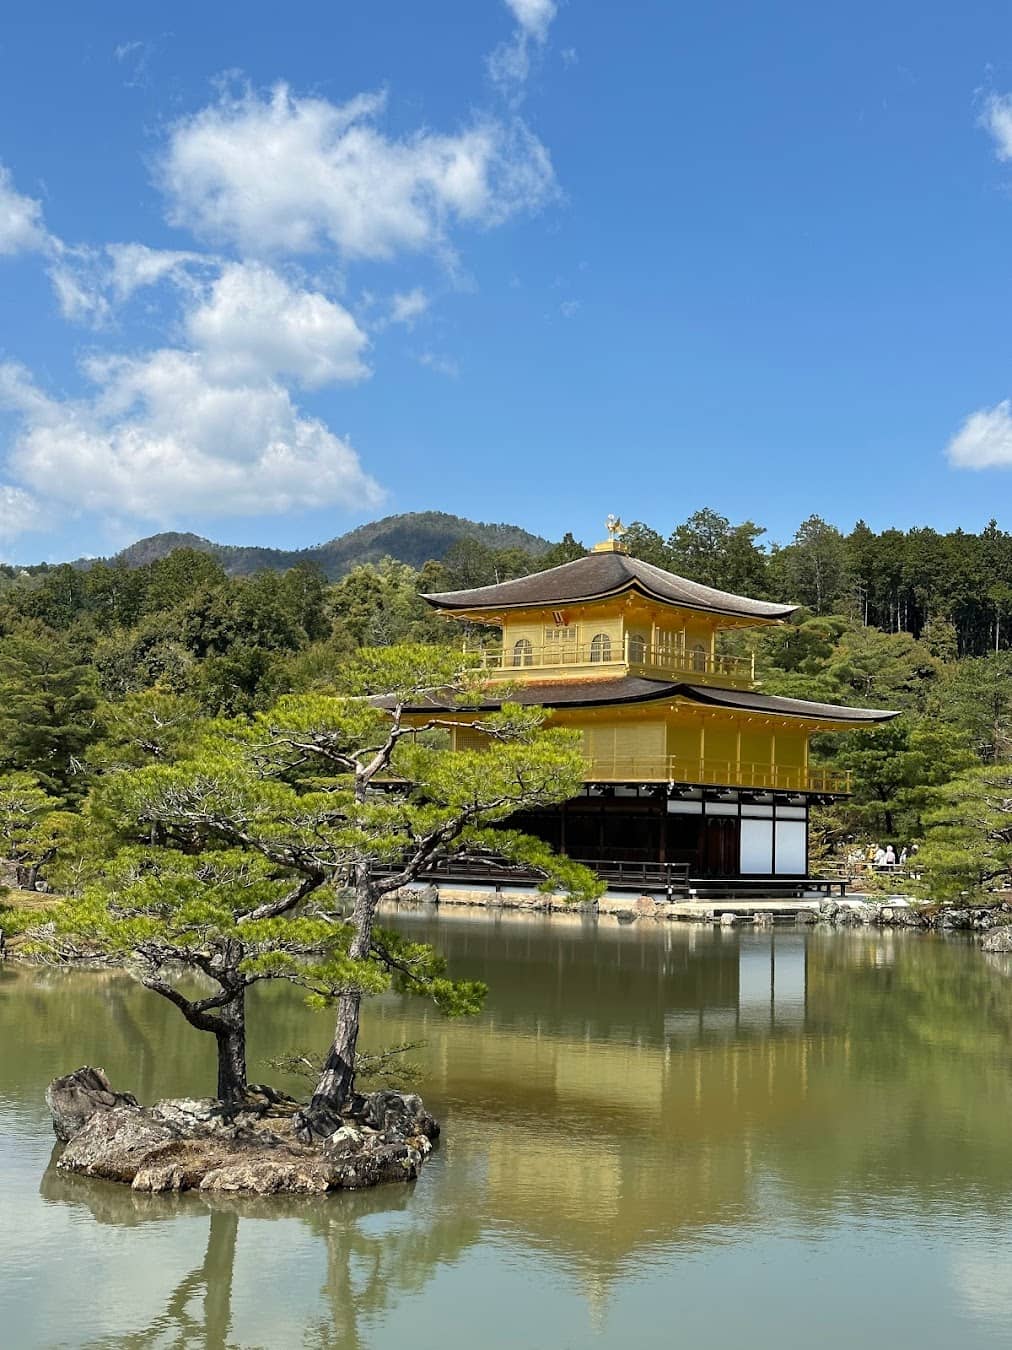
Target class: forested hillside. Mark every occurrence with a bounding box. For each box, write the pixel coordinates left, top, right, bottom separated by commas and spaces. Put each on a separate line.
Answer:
5, 505, 1012, 896
64, 512, 551, 580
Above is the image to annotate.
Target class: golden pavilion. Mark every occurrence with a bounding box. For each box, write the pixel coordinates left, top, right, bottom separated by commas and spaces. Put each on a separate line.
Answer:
419, 520, 897, 885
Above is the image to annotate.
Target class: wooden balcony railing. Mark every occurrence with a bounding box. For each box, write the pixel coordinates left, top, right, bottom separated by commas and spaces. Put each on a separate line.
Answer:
468, 641, 754, 687
584, 755, 850, 794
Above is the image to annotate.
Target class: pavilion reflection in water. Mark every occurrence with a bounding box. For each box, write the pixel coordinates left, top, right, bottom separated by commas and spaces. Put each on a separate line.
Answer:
663, 930, 808, 1040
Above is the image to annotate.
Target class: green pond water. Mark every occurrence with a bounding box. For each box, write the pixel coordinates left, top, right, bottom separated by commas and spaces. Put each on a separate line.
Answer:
4, 911, 1012, 1349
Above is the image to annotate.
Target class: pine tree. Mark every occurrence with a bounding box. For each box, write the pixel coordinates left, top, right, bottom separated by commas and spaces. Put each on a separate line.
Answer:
0, 630, 99, 798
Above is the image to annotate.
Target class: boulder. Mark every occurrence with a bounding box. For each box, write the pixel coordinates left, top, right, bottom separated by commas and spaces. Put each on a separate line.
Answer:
719, 912, 737, 927
355, 1090, 440, 1140
45, 1066, 139, 1142
59, 1105, 177, 1183
937, 908, 974, 930
47, 1072, 440, 1195
633, 896, 664, 920
323, 1137, 432, 1190
878, 904, 922, 928
983, 926, 1012, 953
794, 909, 817, 926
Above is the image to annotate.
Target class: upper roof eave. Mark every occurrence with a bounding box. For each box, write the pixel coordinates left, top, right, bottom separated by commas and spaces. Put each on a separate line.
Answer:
422, 551, 798, 623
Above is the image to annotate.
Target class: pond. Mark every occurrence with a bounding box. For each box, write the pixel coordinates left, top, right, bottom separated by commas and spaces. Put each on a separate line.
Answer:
4, 910, 1012, 1349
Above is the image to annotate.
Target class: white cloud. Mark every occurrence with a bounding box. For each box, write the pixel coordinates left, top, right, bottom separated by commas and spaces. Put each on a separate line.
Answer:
186, 262, 370, 387
45, 242, 208, 327
160, 83, 556, 260
489, 0, 557, 99
505, 0, 556, 41
0, 165, 49, 256
0, 355, 383, 522
946, 400, 1012, 469
0, 483, 42, 549
559, 298, 579, 318
389, 288, 429, 326
982, 94, 1012, 161
106, 242, 205, 299
48, 258, 112, 325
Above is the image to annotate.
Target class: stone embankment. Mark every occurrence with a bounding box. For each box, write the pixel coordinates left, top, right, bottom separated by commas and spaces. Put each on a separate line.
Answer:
816, 898, 1012, 933
46, 1067, 439, 1195
387, 886, 1012, 939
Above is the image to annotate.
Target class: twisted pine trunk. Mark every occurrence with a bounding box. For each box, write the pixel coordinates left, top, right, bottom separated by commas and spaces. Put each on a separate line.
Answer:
213, 1005, 248, 1104
296, 865, 377, 1139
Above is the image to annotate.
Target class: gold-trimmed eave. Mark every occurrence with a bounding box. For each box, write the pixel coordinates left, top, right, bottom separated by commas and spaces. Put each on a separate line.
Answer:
409, 692, 894, 737
423, 582, 789, 630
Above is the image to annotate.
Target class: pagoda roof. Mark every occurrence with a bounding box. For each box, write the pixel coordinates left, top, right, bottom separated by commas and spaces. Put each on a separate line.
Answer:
394, 677, 898, 725
422, 551, 798, 622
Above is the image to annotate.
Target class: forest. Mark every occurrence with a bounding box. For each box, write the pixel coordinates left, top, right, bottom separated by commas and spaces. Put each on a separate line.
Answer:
5, 505, 1012, 897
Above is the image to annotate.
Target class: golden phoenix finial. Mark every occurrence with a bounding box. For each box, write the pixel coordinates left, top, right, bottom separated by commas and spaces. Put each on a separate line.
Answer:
605, 514, 626, 540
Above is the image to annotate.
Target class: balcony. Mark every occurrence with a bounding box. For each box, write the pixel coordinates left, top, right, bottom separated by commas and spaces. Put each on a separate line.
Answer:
468, 640, 754, 688
583, 754, 850, 795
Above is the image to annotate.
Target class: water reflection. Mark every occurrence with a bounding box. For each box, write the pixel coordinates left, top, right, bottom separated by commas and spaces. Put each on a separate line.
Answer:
6, 915, 1012, 1348
39, 1165, 481, 1350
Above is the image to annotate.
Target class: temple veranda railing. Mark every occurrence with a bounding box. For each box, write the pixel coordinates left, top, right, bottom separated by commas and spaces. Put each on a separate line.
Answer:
583, 755, 849, 794
464, 640, 755, 687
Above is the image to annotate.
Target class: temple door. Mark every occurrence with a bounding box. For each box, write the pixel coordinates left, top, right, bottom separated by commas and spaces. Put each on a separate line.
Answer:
703, 817, 740, 876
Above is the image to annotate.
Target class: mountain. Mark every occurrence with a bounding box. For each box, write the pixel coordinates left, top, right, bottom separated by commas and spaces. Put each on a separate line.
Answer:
97, 512, 551, 579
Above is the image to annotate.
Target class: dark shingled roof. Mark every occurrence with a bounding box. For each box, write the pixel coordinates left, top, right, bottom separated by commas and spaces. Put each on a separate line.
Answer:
422, 550, 798, 622
678, 684, 899, 724
394, 677, 898, 724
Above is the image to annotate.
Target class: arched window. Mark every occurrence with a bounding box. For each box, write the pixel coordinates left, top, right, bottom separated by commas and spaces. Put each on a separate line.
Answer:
691, 642, 707, 672
628, 634, 647, 663
590, 633, 612, 663
512, 638, 533, 667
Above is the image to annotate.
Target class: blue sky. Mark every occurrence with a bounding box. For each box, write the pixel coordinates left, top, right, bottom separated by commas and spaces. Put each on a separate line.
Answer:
5, 1, 1012, 561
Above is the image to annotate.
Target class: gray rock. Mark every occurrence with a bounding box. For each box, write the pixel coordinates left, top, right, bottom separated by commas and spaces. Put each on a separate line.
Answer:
327, 1124, 364, 1157
324, 1136, 432, 1190
633, 896, 664, 920
983, 926, 1012, 953
355, 1090, 439, 1140
45, 1066, 139, 1142
48, 1072, 440, 1195
938, 908, 974, 930
795, 909, 817, 925
58, 1105, 177, 1183
719, 912, 737, 927
150, 1098, 224, 1131
198, 1157, 333, 1195
893, 908, 923, 927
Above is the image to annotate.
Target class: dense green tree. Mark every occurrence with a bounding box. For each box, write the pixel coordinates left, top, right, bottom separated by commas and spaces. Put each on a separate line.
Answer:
0, 630, 100, 797
930, 654, 1012, 763
912, 765, 1012, 899
621, 522, 671, 569
0, 773, 76, 889
820, 717, 973, 842
89, 689, 205, 770
773, 515, 849, 614
667, 508, 768, 595
537, 532, 586, 568
329, 560, 445, 647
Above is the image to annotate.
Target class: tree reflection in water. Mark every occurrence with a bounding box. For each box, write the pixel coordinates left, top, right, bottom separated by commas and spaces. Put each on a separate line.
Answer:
39, 1165, 480, 1350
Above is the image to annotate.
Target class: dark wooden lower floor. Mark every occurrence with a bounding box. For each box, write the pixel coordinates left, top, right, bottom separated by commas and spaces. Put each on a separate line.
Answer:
507, 788, 812, 879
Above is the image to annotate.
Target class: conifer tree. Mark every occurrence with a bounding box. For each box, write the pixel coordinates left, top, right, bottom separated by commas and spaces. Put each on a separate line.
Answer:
36, 645, 598, 1117
0, 630, 99, 798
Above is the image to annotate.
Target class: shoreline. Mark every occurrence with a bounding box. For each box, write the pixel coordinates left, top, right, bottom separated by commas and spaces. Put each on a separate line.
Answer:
382, 884, 1012, 936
